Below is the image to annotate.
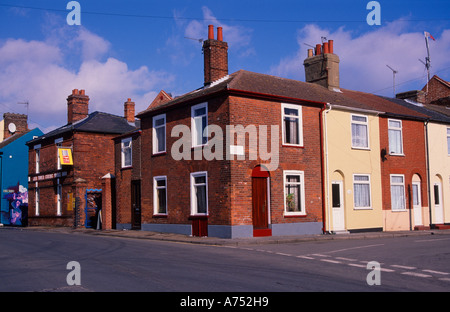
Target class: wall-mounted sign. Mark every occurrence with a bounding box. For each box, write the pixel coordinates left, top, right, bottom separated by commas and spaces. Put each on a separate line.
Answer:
59, 148, 73, 165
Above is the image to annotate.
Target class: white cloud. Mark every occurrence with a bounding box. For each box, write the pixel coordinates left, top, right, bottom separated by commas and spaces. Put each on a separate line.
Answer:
0, 26, 174, 131
270, 21, 450, 96
185, 6, 254, 57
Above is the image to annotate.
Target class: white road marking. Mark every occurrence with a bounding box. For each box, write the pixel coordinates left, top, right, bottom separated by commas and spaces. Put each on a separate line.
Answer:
320, 259, 342, 264
391, 264, 417, 270
422, 269, 449, 275
324, 244, 385, 254
335, 257, 357, 261
348, 263, 366, 268
296, 255, 315, 260
401, 272, 432, 278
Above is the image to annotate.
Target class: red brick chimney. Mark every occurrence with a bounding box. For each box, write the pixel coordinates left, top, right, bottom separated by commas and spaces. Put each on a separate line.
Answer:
67, 89, 89, 124
203, 25, 228, 85
124, 98, 135, 123
2, 113, 28, 140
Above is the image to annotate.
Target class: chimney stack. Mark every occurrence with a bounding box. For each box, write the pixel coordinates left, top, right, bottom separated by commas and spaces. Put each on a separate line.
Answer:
304, 40, 340, 91
203, 25, 228, 85
124, 98, 135, 123
67, 89, 89, 124
2, 113, 28, 140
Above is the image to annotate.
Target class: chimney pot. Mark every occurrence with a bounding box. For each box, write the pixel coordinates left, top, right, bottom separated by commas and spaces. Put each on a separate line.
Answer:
80, 89, 85, 95
328, 40, 334, 54
315, 44, 321, 55
208, 25, 214, 40
323, 42, 329, 54
217, 27, 223, 41
73, 89, 78, 95
203, 25, 228, 85
307, 49, 313, 58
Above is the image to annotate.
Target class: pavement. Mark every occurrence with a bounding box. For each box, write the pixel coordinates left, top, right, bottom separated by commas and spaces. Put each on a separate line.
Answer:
9, 225, 450, 246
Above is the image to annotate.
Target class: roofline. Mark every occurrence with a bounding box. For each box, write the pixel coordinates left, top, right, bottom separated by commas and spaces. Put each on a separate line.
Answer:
137, 86, 328, 119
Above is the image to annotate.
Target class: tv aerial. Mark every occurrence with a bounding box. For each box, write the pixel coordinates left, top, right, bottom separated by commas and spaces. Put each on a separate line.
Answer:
386, 65, 398, 96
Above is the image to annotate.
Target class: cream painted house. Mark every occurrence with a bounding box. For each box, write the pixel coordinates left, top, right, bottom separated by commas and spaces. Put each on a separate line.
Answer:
322, 105, 384, 233
426, 121, 450, 226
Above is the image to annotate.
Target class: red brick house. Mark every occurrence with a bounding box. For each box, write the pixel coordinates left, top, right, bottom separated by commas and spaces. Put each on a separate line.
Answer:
26, 89, 137, 228
127, 26, 332, 238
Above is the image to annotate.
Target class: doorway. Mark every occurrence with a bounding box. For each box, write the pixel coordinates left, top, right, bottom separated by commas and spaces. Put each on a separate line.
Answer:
131, 180, 141, 230
412, 178, 422, 226
332, 181, 345, 232
252, 166, 271, 237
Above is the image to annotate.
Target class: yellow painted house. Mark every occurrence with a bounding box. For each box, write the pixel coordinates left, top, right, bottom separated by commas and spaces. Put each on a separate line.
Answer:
426, 121, 450, 226
322, 104, 384, 233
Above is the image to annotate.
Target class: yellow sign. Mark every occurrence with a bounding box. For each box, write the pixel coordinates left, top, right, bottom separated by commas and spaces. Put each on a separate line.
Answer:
58, 148, 73, 165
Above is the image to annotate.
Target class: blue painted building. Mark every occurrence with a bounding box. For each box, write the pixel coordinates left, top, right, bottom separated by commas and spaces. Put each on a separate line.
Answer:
0, 128, 43, 226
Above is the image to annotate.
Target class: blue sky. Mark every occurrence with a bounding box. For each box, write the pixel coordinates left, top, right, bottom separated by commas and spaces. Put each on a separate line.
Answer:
1, 0, 450, 132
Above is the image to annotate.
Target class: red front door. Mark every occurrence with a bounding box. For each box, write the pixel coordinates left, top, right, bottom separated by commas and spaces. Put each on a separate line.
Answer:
251, 166, 271, 237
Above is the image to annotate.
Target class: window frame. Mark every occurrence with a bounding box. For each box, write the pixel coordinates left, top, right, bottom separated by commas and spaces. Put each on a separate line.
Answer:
353, 174, 372, 209
34, 144, 41, 174
388, 119, 404, 155
390, 174, 406, 211
191, 102, 208, 148
56, 178, 62, 216
35, 184, 40, 216
281, 103, 303, 147
121, 137, 132, 168
153, 176, 168, 215
55, 137, 63, 170
152, 113, 166, 154
190, 171, 208, 216
283, 170, 306, 216
351, 114, 370, 150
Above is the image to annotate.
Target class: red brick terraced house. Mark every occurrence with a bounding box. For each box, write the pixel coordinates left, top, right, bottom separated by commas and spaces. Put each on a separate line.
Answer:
26, 89, 137, 228
124, 25, 371, 238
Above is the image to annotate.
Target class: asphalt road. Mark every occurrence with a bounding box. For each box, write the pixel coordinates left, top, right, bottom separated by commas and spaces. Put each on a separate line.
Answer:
1, 228, 449, 294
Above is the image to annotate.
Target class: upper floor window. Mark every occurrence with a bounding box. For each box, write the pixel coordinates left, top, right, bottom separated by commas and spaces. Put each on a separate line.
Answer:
34, 144, 41, 174
55, 137, 63, 170
351, 114, 369, 149
282, 104, 303, 146
153, 114, 166, 154
191, 103, 208, 147
388, 119, 403, 155
121, 137, 132, 168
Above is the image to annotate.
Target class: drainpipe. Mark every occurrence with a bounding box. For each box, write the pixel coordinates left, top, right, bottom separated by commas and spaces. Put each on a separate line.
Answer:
320, 103, 332, 234
424, 119, 433, 228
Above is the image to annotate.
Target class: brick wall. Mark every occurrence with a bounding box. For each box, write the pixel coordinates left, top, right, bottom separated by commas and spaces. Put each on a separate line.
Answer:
135, 94, 323, 233
379, 117, 428, 210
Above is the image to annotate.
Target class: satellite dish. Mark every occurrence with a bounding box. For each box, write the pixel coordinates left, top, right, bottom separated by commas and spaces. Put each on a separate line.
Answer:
8, 123, 16, 134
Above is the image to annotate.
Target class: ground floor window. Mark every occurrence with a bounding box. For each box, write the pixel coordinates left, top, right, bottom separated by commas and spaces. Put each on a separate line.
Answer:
283, 170, 306, 215
153, 176, 167, 215
390, 174, 406, 211
353, 174, 371, 209
190, 172, 208, 215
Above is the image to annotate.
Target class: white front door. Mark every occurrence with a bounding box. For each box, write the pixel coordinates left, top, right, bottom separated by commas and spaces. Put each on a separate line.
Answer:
332, 181, 345, 231
434, 183, 444, 224
412, 182, 422, 226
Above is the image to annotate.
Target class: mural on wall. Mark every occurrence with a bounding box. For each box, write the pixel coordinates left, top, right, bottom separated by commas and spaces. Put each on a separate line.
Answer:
2, 182, 28, 226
